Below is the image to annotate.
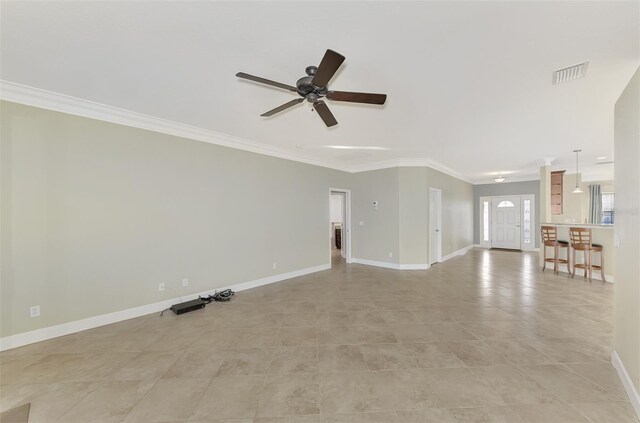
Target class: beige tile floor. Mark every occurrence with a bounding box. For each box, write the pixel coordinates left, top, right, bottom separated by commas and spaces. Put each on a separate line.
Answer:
1, 249, 637, 422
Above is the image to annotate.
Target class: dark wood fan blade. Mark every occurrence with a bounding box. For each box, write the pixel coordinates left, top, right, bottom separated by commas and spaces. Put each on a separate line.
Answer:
236, 72, 297, 92
313, 100, 338, 127
327, 91, 387, 105
261, 98, 304, 117
312, 50, 345, 88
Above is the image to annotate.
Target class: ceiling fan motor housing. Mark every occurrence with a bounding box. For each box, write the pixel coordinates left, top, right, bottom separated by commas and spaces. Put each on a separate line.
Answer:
297, 72, 329, 100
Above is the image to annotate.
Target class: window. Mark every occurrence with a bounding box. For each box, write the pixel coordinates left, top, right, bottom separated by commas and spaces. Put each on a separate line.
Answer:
523, 199, 531, 244
497, 200, 515, 208
483, 201, 489, 241
602, 193, 614, 224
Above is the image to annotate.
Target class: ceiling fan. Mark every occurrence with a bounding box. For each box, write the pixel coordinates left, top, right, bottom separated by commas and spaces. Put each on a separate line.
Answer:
236, 49, 387, 127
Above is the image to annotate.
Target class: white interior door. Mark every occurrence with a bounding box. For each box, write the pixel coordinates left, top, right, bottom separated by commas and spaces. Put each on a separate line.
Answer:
491, 197, 521, 249
429, 188, 442, 264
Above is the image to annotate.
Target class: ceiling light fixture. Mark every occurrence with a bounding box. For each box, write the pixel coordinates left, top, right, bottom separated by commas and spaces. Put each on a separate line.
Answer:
596, 156, 607, 160
494, 175, 505, 183
572, 149, 583, 194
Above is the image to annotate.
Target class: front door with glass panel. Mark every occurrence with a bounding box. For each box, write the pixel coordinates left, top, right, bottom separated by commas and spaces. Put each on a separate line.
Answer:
491, 197, 521, 249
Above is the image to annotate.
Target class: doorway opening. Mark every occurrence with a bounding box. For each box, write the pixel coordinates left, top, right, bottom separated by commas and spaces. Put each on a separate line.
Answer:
329, 188, 352, 267
429, 188, 442, 265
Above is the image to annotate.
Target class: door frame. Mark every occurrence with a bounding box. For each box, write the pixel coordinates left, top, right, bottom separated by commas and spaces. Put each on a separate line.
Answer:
429, 188, 442, 264
479, 194, 536, 251
329, 188, 352, 265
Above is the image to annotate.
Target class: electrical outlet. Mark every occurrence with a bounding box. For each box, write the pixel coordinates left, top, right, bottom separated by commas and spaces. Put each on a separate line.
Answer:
158, 283, 165, 292
30, 305, 40, 318
388, 252, 393, 258
272, 262, 277, 269
182, 279, 189, 287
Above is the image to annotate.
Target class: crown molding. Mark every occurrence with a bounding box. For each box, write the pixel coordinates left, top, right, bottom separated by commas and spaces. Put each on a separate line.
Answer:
348, 158, 473, 183
0, 80, 474, 183
0, 80, 351, 172
472, 175, 541, 185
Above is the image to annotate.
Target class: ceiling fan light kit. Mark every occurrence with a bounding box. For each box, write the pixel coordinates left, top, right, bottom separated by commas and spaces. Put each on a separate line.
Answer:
236, 49, 387, 127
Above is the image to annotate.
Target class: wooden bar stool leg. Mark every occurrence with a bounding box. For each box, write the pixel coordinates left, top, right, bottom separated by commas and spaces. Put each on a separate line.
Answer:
566, 245, 571, 276
600, 249, 606, 283
542, 245, 546, 272
571, 247, 576, 278
589, 249, 593, 282
583, 250, 587, 278
554, 244, 559, 273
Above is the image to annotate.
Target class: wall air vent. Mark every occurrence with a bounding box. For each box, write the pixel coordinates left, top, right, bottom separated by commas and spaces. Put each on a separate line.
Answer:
553, 62, 589, 84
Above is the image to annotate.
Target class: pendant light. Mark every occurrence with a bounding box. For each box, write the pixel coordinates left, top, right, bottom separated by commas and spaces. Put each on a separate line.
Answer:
572, 149, 583, 194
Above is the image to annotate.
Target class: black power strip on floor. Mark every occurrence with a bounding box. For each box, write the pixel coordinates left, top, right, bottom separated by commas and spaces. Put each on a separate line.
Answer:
170, 298, 206, 315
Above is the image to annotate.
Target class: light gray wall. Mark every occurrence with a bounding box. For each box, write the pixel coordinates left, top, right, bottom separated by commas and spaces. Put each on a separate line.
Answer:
0, 101, 351, 337
399, 167, 429, 264
0, 101, 476, 339
614, 66, 640, 394
473, 180, 540, 247
427, 168, 474, 256
351, 168, 400, 264
350, 166, 474, 265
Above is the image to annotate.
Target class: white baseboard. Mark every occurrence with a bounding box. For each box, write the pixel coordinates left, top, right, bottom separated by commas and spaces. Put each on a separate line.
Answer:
398, 263, 430, 270
0, 263, 330, 351
350, 258, 430, 270
475, 244, 540, 252
612, 350, 640, 419
440, 245, 475, 262
352, 246, 475, 270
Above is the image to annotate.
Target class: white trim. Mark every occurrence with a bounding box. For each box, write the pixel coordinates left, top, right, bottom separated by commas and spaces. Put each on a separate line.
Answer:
481, 194, 536, 251
349, 158, 472, 183
0, 81, 350, 173
398, 263, 431, 270
440, 245, 475, 262
330, 188, 352, 264
0, 263, 330, 351
353, 247, 474, 269
1, 80, 475, 182
472, 176, 541, 185
429, 188, 443, 264
612, 350, 640, 419
350, 258, 430, 270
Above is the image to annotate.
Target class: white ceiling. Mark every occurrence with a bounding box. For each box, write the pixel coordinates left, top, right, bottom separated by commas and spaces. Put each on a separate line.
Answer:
1, 1, 638, 183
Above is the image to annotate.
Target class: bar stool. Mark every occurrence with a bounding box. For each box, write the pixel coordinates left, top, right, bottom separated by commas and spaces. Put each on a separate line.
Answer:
569, 227, 606, 283
541, 226, 570, 274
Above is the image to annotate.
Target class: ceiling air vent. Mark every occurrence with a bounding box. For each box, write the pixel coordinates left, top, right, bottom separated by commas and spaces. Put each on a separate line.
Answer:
553, 62, 589, 84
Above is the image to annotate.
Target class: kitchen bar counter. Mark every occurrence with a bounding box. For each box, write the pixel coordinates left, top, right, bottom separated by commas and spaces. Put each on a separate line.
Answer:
542, 222, 614, 229
540, 223, 614, 282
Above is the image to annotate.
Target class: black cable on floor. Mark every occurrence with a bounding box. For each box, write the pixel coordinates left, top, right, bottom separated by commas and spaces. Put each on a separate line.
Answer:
200, 289, 235, 303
